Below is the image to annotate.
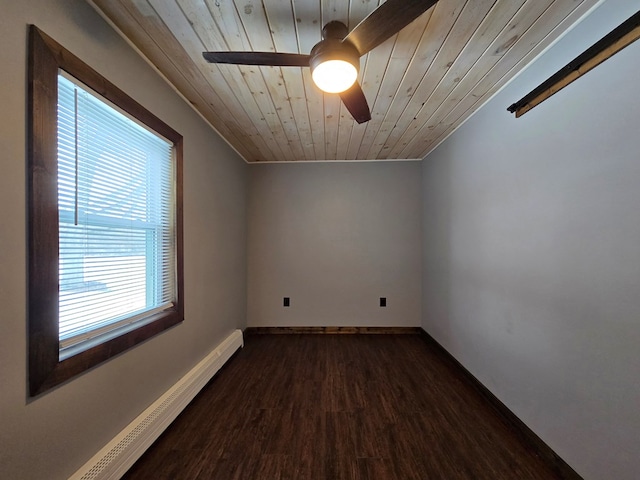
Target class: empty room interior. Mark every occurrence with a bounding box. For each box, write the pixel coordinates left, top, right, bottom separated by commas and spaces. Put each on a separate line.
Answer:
1, 0, 639, 479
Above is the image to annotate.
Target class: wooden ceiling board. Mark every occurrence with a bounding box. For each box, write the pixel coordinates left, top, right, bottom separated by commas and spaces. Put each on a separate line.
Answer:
396, 0, 561, 157
128, 0, 275, 160
338, 0, 381, 160
262, 0, 315, 160
151, 0, 291, 160
358, 7, 436, 160
404, 0, 600, 159
232, 0, 308, 160
382, 0, 501, 158
89, 0, 602, 163
102, 0, 259, 160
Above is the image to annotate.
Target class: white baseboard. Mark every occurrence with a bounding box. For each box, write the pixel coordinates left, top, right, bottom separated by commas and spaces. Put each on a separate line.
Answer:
69, 329, 244, 480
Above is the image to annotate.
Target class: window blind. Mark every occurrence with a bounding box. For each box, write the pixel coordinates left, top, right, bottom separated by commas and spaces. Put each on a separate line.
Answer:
57, 73, 176, 355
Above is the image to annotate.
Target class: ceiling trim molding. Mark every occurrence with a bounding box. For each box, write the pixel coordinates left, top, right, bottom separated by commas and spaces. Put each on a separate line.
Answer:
247, 158, 424, 165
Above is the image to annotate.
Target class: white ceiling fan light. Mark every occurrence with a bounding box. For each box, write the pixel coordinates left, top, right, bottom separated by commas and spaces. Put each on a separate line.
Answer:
311, 60, 358, 93
309, 36, 360, 94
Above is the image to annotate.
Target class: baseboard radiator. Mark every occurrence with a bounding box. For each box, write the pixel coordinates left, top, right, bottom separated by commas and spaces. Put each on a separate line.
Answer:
69, 329, 244, 480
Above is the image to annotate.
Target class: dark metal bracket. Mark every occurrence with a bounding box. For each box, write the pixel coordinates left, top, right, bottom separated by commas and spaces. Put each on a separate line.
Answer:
508, 10, 640, 117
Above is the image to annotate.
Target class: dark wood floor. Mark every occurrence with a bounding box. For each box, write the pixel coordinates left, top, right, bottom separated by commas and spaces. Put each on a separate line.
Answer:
123, 334, 565, 479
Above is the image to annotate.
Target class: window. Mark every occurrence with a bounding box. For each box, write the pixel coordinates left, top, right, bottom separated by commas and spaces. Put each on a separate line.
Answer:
28, 26, 184, 396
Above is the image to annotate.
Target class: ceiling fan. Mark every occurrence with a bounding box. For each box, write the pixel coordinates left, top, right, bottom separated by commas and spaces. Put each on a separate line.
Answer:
202, 0, 439, 124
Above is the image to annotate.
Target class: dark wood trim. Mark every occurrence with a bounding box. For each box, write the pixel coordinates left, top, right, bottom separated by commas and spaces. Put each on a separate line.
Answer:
28, 25, 184, 396
508, 10, 640, 117
28, 24, 64, 397
34, 28, 182, 144
173, 135, 185, 320
419, 328, 583, 480
245, 326, 422, 335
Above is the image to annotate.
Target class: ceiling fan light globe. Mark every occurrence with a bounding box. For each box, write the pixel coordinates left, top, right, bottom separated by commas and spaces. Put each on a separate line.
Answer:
309, 38, 360, 94
312, 60, 358, 93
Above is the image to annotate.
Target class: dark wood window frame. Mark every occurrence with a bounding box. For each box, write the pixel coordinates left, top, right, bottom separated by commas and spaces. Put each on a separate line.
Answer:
28, 26, 184, 396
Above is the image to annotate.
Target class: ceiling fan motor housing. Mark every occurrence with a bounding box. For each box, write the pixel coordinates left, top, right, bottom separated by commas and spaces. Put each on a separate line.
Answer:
309, 38, 360, 76
322, 20, 349, 40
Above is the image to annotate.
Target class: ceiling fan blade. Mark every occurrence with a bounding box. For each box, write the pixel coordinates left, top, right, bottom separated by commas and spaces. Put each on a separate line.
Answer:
339, 81, 371, 124
344, 0, 439, 56
202, 51, 310, 67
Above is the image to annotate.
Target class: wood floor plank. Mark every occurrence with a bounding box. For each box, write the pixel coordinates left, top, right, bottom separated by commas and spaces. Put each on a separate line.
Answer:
122, 334, 577, 479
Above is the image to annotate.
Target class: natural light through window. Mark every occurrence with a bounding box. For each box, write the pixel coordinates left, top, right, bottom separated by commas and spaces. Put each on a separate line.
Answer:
57, 73, 176, 358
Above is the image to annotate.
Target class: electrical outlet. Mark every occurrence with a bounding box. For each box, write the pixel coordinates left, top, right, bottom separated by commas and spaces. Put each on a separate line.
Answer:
380, 297, 387, 307
283, 297, 290, 307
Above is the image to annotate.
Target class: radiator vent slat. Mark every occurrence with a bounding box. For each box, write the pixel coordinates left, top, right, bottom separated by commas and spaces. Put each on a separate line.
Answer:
69, 329, 243, 480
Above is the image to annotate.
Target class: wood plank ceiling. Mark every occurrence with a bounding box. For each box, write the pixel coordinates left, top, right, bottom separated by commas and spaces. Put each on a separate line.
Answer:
89, 0, 600, 162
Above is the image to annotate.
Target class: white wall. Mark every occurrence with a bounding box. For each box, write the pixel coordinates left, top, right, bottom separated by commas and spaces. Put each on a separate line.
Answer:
0, 1, 247, 479
248, 162, 422, 328
421, 0, 640, 478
